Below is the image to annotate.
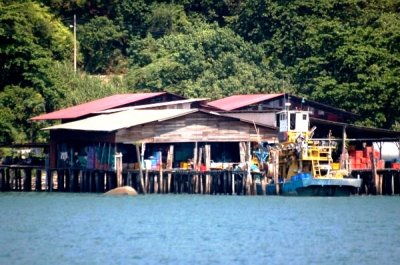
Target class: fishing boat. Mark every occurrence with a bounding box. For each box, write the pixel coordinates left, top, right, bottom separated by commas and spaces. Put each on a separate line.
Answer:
266, 106, 362, 196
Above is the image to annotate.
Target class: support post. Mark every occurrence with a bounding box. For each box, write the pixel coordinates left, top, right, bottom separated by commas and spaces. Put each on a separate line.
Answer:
167, 145, 174, 194
135, 144, 146, 194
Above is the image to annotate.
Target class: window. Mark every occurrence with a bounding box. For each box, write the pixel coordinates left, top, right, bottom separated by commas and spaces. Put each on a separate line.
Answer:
290, 113, 296, 130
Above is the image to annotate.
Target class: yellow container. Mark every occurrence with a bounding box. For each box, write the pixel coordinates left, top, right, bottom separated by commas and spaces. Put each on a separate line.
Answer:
331, 163, 340, 170
180, 162, 189, 169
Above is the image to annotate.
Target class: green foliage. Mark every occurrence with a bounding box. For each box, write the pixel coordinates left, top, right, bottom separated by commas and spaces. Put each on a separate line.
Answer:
0, 1, 72, 91
1, 0, 400, 147
47, 62, 129, 107
147, 3, 191, 37
0, 85, 45, 143
79, 16, 127, 74
126, 22, 286, 98
231, 0, 400, 129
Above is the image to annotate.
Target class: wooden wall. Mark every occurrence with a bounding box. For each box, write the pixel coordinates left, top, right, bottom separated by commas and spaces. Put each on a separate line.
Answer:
116, 112, 276, 144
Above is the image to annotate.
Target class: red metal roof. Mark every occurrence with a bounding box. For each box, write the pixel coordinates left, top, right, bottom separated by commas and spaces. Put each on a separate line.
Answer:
30, 93, 166, 120
206, 94, 284, 111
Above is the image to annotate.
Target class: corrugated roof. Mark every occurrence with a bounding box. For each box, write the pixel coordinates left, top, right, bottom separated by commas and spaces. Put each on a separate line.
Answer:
30, 92, 166, 121
43, 109, 198, 132
95, 98, 210, 114
206, 94, 284, 111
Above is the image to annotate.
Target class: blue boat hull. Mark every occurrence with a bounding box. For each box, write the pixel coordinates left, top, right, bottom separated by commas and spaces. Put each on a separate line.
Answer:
267, 173, 362, 196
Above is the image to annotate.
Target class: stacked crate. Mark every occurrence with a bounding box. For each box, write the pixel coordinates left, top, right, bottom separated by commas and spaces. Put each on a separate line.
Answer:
349, 146, 385, 169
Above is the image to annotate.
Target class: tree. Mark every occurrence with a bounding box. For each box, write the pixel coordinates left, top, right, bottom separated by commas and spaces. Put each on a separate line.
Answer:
0, 1, 73, 110
78, 16, 127, 73
0, 86, 45, 143
125, 22, 286, 98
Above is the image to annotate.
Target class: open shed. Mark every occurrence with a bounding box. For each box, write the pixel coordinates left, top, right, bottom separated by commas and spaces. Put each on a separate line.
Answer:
45, 109, 277, 172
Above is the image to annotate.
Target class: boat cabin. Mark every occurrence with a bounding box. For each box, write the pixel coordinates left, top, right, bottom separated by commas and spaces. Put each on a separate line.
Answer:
276, 107, 311, 144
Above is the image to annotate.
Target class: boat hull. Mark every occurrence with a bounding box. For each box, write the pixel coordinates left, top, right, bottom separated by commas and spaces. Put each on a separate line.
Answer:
268, 176, 362, 196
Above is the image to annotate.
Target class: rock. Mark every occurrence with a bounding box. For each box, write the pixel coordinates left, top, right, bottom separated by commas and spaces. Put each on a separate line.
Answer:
104, 186, 138, 196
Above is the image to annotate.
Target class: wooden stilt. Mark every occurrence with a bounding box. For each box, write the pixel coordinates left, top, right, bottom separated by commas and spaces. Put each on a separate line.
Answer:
145, 170, 149, 193
46, 169, 52, 192
272, 151, 280, 195
197, 147, 203, 194
154, 173, 158, 194
231, 172, 235, 195
246, 141, 252, 195
65, 169, 70, 192
158, 151, 163, 193
261, 176, 266, 195
14, 168, 20, 191
370, 152, 379, 194
23, 168, 32, 191
79, 170, 84, 192
58, 170, 65, 192
33, 169, 39, 191
135, 144, 146, 194
166, 145, 174, 194
223, 171, 227, 195
0, 168, 3, 191
205, 144, 211, 194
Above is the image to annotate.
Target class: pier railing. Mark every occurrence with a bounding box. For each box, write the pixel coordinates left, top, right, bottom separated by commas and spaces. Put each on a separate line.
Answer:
1, 165, 399, 195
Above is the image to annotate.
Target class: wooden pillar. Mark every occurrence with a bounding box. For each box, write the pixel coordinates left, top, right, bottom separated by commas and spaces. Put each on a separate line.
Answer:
166, 145, 174, 194
46, 169, 53, 192
126, 171, 132, 187
340, 125, 347, 169
145, 169, 149, 193
79, 170, 84, 192
246, 141, 252, 195
115, 153, 123, 187
95, 171, 100, 193
223, 171, 227, 195
271, 150, 280, 195
5, 168, 10, 191
57, 169, 65, 192
261, 175, 266, 195
370, 152, 379, 195
135, 144, 146, 194
71, 169, 79, 192
197, 147, 203, 194
205, 144, 211, 194
65, 169, 70, 192
23, 168, 32, 191
231, 172, 235, 195
14, 168, 20, 191
0, 168, 4, 191
35, 169, 42, 191
192, 142, 198, 194
392, 174, 395, 196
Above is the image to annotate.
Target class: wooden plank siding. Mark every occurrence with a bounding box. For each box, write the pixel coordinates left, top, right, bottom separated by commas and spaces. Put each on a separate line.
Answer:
116, 112, 276, 144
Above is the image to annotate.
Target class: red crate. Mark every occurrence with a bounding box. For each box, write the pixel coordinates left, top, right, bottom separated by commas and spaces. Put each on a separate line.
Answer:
377, 160, 385, 169
363, 147, 373, 157
355, 150, 364, 158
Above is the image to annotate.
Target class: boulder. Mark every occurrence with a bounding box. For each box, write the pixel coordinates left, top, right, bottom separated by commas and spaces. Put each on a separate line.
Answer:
104, 186, 138, 196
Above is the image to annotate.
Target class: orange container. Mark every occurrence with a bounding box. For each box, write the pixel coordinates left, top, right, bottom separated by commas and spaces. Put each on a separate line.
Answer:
363, 147, 373, 157
355, 151, 364, 158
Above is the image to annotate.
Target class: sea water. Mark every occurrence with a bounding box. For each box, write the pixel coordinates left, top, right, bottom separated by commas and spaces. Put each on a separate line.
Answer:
0, 193, 399, 265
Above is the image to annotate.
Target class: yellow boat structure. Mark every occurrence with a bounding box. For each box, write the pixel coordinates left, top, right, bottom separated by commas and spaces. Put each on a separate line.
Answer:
267, 106, 362, 196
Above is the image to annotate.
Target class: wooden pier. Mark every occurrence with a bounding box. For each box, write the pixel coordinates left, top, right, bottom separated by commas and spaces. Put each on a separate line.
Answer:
0, 165, 265, 195
1, 165, 399, 195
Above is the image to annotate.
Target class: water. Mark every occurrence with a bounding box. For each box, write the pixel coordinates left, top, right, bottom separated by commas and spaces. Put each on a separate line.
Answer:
0, 193, 399, 265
